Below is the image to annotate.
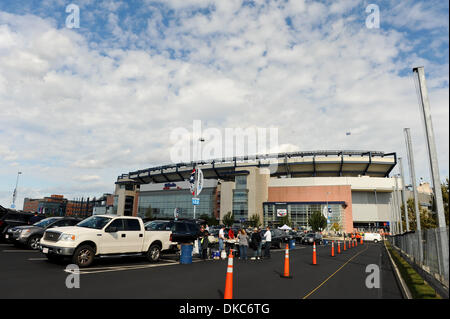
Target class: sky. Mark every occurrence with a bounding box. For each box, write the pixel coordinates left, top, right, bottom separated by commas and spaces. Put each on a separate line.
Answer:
0, 0, 448, 209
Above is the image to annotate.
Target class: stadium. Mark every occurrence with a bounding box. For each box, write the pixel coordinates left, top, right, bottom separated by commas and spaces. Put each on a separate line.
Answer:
113, 150, 402, 233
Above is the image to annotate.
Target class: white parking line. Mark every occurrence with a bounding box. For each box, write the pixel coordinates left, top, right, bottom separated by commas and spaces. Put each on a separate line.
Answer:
72, 260, 204, 275
2, 250, 40, 253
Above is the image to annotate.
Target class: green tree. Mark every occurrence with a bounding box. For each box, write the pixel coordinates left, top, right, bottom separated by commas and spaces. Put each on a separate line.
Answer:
401, 198, 437, 230
279, 215, 291, 227
222, 211, 234, 227
308, 211, 327, 232
198, 213, 219, 226
430, 177, 449, 226
249, 214, 262, 228
331, 222, 341, 232
144, 206, 153, 220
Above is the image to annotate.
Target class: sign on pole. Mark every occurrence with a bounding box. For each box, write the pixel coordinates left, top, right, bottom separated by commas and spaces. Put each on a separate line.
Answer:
192, 198, 200, 206
196, 168, 204, 196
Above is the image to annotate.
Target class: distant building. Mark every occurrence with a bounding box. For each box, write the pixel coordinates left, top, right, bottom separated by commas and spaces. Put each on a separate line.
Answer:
113, 150, 405, 233
23, 194, 112, 217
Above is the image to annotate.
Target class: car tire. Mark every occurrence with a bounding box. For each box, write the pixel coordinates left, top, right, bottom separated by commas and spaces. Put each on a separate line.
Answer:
72, 245, 95, 268
147, 244, 161, 263
27, 235, 41, 250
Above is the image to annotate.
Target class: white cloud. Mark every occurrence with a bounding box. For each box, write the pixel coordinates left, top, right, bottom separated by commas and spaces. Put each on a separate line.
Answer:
0, 1, 448, 208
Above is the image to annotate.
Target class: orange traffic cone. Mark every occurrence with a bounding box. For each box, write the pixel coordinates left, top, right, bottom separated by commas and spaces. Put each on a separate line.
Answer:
352, 239, 355, 248
343, 239, 346, 251
331, 241, 335, 257
337, 241, 341, 254
361, 237, 363, 245
224, 250, 234, 299
312, 242, 317, 265
280, 244, 292, 279
355, 238, 358, 247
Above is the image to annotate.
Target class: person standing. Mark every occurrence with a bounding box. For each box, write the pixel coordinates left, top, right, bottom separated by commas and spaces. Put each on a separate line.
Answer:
200, 231, 210, 260
238, 229, 249, 261
251, 227, 263, 260
197, 225, 205, 256
218, 226, 226, 254
263, 226, 272, 259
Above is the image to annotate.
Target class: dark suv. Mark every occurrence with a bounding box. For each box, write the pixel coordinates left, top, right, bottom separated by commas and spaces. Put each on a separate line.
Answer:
1, 210, 44, 242
7, 217, 81, 249
168, 220, 201, 244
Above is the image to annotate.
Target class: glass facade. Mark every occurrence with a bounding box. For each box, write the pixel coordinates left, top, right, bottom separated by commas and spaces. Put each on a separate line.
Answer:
264, 202, 344, 230
137, 188, 216, 219
232, 175, 248, 222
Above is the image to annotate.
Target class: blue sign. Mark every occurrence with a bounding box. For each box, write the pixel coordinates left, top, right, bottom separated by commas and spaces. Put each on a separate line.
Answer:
192, 198, 200, 206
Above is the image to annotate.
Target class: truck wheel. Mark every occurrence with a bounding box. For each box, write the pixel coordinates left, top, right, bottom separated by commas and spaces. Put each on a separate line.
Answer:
147, 244, 161, 263
72, 245, 95, 268
27, 235, 41, 250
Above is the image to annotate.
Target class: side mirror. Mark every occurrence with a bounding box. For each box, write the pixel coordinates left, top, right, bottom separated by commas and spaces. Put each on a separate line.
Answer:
106, 226, 118, 233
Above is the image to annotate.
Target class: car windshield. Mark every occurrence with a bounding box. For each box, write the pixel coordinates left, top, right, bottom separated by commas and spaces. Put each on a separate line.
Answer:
33, 218, 60, 228
145, 221, 169, 230
76, 216, 112, 229
307, 234, 315, 237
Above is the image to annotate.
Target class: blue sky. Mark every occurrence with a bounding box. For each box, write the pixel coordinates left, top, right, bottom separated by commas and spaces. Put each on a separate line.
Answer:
0, 0, 448, 209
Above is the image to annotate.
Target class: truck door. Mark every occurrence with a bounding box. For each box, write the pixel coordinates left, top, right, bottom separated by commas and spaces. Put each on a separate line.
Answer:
102, 219, 126, 254
123, 218, 143, 253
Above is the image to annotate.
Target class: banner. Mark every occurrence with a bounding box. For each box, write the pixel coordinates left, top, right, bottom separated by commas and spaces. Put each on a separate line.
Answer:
189, 168, 196, 195
196, 168, 204, 196
277, 209, 287, 217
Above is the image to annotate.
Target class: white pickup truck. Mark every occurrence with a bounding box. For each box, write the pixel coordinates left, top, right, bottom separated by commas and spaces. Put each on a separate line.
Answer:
39, 215, 173, 267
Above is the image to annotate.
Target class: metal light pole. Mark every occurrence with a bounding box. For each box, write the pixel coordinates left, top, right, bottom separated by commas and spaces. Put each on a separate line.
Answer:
412, 66, 449, 281
394, 175, 403, 234
404, 128, 423, 264
398, 158, 410, 232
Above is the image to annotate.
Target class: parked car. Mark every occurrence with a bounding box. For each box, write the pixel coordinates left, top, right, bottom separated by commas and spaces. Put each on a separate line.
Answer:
302, 233, 323, 245
363, 232, 382, 243
6, 217, 81, 249
262, 229, 289, 249
1, 211, 45, 242
39, 215, 175, 267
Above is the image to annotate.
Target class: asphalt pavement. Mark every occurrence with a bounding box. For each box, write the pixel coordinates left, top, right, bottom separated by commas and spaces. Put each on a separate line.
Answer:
0, 241, 403, 299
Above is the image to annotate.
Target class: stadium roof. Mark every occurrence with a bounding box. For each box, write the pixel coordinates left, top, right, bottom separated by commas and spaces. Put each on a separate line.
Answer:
117, 150, 397, 184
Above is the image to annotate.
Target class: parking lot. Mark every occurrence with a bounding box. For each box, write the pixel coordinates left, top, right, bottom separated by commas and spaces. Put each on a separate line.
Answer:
0, 241, 403, 299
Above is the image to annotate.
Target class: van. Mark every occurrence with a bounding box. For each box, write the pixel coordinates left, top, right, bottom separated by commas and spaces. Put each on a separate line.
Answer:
363, 232, 382, 243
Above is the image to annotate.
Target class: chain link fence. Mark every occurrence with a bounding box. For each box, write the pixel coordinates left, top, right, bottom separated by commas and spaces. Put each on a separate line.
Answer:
388, 227, 449, 289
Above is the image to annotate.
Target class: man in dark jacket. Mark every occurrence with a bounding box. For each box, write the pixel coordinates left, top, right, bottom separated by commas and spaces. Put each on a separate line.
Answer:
200, 231, 210, 260
251, 228, 263, 260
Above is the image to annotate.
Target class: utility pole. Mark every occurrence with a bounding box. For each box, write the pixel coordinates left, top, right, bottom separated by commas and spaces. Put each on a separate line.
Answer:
404, 127, 423, 264
412, 66, 449, 282
398, 157, 410, 232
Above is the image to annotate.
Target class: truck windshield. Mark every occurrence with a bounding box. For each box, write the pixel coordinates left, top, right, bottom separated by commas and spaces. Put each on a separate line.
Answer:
76, 216, 112, 230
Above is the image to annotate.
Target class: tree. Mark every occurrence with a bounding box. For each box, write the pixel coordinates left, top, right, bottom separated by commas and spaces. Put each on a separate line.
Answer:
331, 223, 341, 232
279, 215, 291, 227
430, 177, 449, 226
199, 213, 219, 226
249, 214, 262, 228
144, 206, 153, 220
222, 211, 234, 227
401, 198, 437, 231
308, 211, 327, 232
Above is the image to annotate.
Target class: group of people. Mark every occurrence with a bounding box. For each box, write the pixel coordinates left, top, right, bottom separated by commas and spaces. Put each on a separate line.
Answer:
217, 226, 273, 261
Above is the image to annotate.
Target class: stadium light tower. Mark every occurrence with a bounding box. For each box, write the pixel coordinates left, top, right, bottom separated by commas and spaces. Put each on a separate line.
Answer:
11, 171, 22, 209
